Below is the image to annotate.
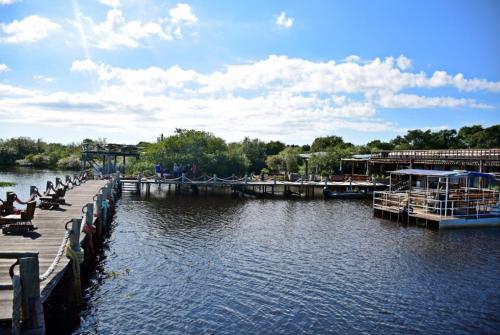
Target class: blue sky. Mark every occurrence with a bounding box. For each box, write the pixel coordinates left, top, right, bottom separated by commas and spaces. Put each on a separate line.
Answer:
0, 0, 499, 145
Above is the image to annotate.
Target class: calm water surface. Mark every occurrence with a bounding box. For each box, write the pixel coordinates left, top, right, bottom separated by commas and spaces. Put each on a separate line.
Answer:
1, 171, 500, 334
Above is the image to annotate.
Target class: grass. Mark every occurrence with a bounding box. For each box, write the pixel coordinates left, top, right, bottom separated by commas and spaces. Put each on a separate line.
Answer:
0, 181, 16, 187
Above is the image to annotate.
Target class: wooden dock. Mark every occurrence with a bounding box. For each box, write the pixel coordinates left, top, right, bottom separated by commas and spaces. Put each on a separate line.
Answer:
0, 177, 116, 329
122, 175, 387, 199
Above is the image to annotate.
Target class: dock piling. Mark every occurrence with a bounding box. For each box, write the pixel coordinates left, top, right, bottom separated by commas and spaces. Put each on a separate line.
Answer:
19, 255, 45, 335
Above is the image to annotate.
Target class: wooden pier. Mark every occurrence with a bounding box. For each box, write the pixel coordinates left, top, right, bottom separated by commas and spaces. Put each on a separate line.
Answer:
0, 174, 120, 334
121, 174, 387, 199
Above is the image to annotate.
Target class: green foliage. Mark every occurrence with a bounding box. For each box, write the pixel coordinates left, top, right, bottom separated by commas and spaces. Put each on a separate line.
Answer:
387, 125, 499, 150
0, 137, 80, 169
0, 181, 16, 187
240, 137, 268, 173
365, 140, 395, 152
57, 155, 81, 170
265, 147, 302, 174
265, 141, 286, 156
131, 129, 249, 177
265, 155, 284, 173
311, 135, 353, 152
309, 147, 355, 175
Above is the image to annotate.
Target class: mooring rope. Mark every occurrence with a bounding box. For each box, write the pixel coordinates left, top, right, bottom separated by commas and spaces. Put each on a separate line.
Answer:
39, 228, 71, 282
11, 273, 21, 335
65, 240, 84, 304
82, 223, 96, 257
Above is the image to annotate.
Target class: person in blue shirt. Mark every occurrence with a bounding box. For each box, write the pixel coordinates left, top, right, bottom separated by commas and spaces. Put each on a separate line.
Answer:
155, 163, 162, 178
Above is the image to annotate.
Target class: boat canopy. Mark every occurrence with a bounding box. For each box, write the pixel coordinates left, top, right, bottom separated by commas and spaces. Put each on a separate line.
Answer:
388, 169, 496, 179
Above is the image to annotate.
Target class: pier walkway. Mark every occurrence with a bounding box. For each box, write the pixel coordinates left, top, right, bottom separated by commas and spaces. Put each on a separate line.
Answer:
121, 175, 387, 198
0, 179, 108, 322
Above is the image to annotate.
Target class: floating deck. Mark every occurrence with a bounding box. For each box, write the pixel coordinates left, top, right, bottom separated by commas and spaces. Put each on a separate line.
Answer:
0, 179, 108, 322
373, 169, 500, 228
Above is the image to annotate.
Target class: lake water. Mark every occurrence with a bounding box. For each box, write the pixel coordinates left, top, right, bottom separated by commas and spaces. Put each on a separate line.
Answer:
1, 170, 500, 334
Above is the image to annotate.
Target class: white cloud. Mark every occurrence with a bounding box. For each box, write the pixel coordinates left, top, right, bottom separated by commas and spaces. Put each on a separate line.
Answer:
1, 54, 499, 143
33, 75, 55, 83
0, 0, 19, 5
0, 15, 60, 43
376, 93, 489, 109
276, 12, 294, 29
73, 3, 198, 49
343, 55, 361, 63
396, 54, 411, 70
169, 3, 198, 25
0, 64, 9, 72
99, 0, 120, 8
71, 59, 98, 72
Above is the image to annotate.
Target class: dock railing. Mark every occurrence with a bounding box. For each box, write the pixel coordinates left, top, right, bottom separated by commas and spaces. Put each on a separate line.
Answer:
375, 188, 500, 220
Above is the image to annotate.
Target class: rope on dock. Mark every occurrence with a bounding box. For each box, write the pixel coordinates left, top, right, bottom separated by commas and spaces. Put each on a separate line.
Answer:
64, 240, 84, 304
39, 228, 70, 282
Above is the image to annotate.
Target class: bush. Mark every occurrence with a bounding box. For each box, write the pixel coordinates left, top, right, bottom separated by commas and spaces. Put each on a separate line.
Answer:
57, 155, 81, 170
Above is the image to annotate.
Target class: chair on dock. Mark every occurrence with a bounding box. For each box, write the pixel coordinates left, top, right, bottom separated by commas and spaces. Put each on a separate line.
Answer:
1, 201, 37, 234
39, 181, 66, 210
0, 192, 18, 216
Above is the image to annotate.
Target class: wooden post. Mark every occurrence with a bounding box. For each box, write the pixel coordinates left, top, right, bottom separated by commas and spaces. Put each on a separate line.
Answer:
30, 186, 37, 198
444, 177, 449, 217
95, 193, 103, 240
85, 203, 94, 227
69, 218, 82, 304
136, 174, 141, 195
19, 255, 45, 334
70, 218, 82, 252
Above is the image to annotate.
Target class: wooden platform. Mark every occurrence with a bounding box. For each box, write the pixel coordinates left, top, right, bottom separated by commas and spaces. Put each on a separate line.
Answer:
0, 180, 108, 321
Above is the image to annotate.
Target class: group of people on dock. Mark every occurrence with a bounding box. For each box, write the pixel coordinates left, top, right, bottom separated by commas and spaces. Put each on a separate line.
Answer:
155, 162, 197, 179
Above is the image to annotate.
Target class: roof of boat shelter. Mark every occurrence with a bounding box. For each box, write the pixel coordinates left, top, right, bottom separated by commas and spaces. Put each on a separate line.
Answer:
388, 169, 496, 178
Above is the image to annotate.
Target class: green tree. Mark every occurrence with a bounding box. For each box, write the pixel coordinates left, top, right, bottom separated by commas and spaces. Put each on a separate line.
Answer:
240, 137, 268, 173
311, 135, 350, 152
132, 129, 248, 177
265, 140, 286, 156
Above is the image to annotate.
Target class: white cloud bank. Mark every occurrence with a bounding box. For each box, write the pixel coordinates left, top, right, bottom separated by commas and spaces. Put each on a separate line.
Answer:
276, 12, 294, 29
0, 64, 9, 72
0, 15, 60, 43
1, 55, 499, 143
73, 3, 198, 49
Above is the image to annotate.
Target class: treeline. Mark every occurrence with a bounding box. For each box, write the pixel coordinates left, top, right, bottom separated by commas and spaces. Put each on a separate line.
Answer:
0, 137, 81, 169
128, 125, 499, 176
0, 124, 498, 174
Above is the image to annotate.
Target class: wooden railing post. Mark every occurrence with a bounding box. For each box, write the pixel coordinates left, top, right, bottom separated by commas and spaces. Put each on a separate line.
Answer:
19, 255, 45, 334
69, 218, 82, 305
85, 203, 94, 227
95, 193, 103, 240
136, 174, 141, 195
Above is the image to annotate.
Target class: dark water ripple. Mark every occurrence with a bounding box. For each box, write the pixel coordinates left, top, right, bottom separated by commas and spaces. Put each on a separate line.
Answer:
67, 195, 500, 335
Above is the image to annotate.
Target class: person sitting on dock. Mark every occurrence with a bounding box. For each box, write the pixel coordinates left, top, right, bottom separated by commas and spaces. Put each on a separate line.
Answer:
163, 169, 170, 178
0, 192, 21, 216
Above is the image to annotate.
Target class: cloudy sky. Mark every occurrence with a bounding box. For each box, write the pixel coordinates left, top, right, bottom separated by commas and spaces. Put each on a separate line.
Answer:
0, 0, 499, 145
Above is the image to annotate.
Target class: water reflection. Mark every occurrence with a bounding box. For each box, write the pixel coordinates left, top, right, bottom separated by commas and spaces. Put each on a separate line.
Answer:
72, 192, 500, 335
